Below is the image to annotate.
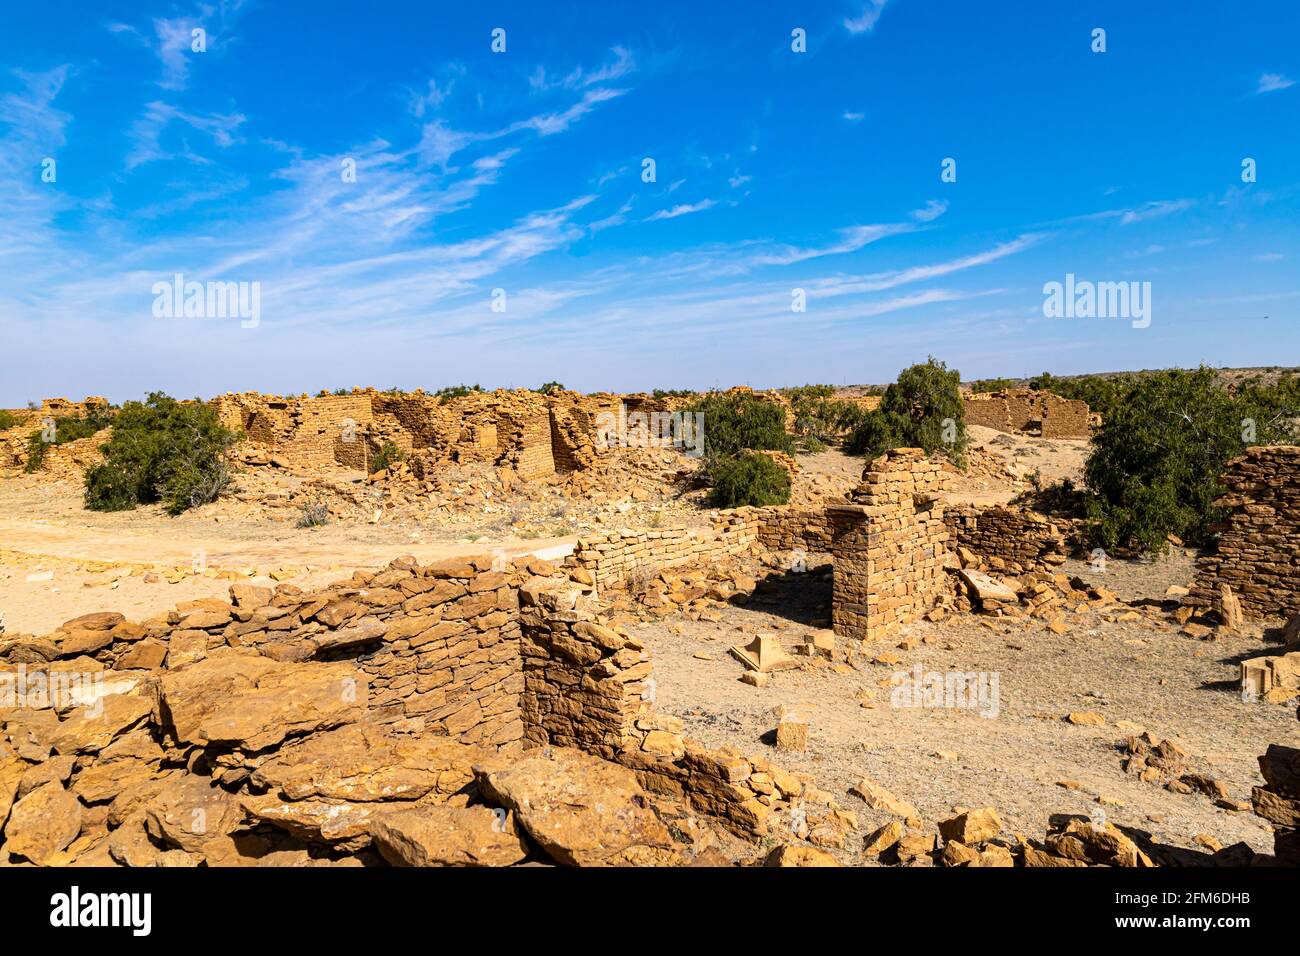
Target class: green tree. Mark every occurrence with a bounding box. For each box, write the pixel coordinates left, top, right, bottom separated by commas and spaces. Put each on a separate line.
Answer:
682, 391, 794, 465
83, 393, 237, 515
707, 452, 791, 507
1082, 367, 1278, 553
846, 357, 968, 465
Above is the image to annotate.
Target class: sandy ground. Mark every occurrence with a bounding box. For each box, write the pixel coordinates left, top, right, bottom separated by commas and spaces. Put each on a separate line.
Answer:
0, 475, 578, 635
628, 550, 1300, 863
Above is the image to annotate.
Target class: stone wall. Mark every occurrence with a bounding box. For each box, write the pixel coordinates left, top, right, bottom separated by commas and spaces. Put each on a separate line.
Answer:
27, 551, 803, 841
518, 585, 654, 757
1190, 445, 1300, 619
211, 388, 609, 480
962, 389, 1091, 438
828, 449, 952, 643
565, 520, 757, 591
562, 505, 836, 592
945, 505, 1074, 573
742, 505, 836, 553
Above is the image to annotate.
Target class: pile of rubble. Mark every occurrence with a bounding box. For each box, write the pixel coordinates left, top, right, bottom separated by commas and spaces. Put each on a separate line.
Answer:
1253, 744, 1300, 865
0, 649, 754, 867
1118, 732, 1232, 804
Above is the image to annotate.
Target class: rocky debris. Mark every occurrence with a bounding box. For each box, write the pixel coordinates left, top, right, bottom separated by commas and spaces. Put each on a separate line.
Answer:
3, 782, 83, 864
1119, 733, 1230, 802
1254, 742, 1300, 865
1066, 711, 1106, 727
472, 747, 678, 866
848, 777, 919, 820
369, 805, 530, 867
150, 654, 367, 752
957, 569, 1019, 607
1029, 815, 1155, 867
250, 724, 481, 803
763, 843, 840, 867
773, 706, 808, 753
938, 807, 1002, 845
1216, 585, 1245, 631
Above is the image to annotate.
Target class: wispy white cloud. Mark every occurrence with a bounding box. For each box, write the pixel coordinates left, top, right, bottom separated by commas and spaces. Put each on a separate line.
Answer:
911, 199, 948, 222
1257, 73, 1295, 94
841, 110, 864, 122
125, 100, 245, 170
646, 198, 717, 221
530, 47, 636, 93
844, 0, 889, 35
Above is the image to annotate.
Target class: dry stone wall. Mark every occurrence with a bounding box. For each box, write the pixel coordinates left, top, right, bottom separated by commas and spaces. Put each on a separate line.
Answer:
962, 389, 1091, 438
1190, 445, 1300, 619
23, 549, 806, 842
945, 505, 1075, 573
829, 449, 952, 643
562, 505, 836, 592
211, 388, 608, 480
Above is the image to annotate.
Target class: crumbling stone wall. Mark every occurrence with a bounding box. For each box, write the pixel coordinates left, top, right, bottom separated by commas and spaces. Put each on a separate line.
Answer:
828, 449, 952, 643
962, 389, 1091, 438
748, 505, 835, 553
211, 388, 608, 480
518, 585, 653, 757
29, 551, 804, 841
1190, 445, 1300, 619
565, 521, 758, 591
945, 505, 1073, 573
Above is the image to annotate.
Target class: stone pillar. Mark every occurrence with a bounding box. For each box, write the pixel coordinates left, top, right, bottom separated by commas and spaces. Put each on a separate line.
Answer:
827, 449, 952, 643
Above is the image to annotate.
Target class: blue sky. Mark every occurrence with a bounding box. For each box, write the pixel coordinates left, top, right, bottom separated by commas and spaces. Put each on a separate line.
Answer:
1, 0, 1297, 404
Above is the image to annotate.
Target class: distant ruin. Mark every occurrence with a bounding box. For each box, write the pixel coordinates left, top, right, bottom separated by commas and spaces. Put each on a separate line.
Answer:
962, 389, 1092, 438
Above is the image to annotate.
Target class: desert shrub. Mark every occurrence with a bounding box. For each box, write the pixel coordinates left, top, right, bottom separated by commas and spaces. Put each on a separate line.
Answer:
369, 441, 406, 474
782, 386, 876, 450
1028, 372, 1135, 421
83, 393, 236, 515
970, 377, 1016, 393
535, 381, 565, 395
846, 357, 968, 465
0, 409, 25, 431
707, 452, 791, 508
434, 384, 483, 403
24, 407, 117, 473
651, 388, 695, 399
1080, 367, 1296, 554
295, 498, 331, 528
682, 392, 794, 466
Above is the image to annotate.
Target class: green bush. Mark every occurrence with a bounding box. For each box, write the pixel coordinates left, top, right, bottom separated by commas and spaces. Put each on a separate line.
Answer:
707, 452, 791, 508
535, 381, 565, 395
434, 384, 483, 403
970, 377, 1016, 393
83, 393, 236, 515
682, 392, 795, 465
782, 386, 875, 449
651, 388, 696, 399
846, 357, 968, 465
1081, 367, 1298, 553
369, 441, 406, 474
1028, 372, 1135, 422
0, 409, 25, 431
24, 407, 116, 473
